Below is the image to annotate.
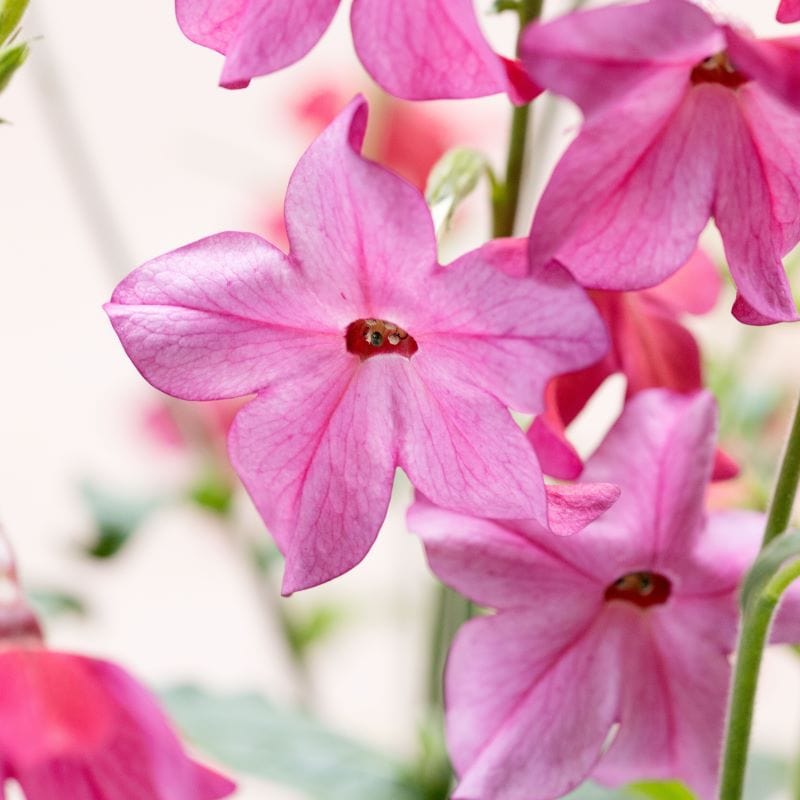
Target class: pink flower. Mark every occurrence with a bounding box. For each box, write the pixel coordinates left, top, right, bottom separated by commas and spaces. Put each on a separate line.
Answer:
527, 249, 738, 481
105, 97, 613, 593
409, 389, 800, 800
0, 537, 234, 800
520, 0, 800, 324
175, 0, 540, 102
778, 0, 800, 23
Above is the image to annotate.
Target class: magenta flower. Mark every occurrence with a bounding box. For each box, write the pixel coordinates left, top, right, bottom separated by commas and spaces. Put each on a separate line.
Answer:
175, 0, 540, 102
409, 389, 800, 799
0, 539, 234, 800
778, 0, 800, 23
106, 97, 612, 593
520, 0, 800, 324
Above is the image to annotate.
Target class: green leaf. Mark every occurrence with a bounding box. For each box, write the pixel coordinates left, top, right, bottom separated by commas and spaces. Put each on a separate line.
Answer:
740, 528, 800, 612
285, 606, 344, 657
562, 782, 628, 799
27, 588, 87, 620
0, 0, 28, 46
161, 686, 425, 800
425, 148, 493, 233
80, 481, 162, 559
188, 473, 234, 515
627, 781, 695, 799
0, 40, 27, 93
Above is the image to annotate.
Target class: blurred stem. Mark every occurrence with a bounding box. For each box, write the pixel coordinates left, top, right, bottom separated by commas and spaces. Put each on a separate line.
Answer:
719, 392, 800, 800
427, 585, 473, 709
492, 0, 543, 238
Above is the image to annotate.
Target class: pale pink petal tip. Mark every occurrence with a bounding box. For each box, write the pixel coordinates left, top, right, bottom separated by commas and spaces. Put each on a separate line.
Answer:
545, 482, 620, 535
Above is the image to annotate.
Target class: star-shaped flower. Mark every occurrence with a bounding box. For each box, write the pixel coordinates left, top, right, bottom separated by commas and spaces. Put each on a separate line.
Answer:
106, 97, 612, 593
521, 0, 800, 324
410, 389, 800, 799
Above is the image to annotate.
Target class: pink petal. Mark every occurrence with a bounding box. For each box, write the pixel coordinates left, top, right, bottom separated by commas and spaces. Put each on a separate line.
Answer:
106, 232, 344, 400
396, 353, 548, 525
714, 84, 800, 323
350, 0, 525, 102
449, 611, 621, 800
284, 95, 438, 316
412, 241, 608, 414
409, 497, 598, 611
0, 649, 234, 800
520, 0, 721, 118
778, 0, 800, 22
647, 249, 721, 315
545, 483, 620, 536
527, 414, 584, 480
176, 0, 341, 88
579, 390, 718, 569
528, 72, 715, 289
227, 353, 395, 594
725, 27, 800, 111
593, 609, 730, 800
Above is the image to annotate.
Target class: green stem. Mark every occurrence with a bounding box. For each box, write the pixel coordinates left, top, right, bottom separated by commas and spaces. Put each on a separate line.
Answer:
719, 393, 800, 799
763, 397, 800, 547
492, 0, 543, 238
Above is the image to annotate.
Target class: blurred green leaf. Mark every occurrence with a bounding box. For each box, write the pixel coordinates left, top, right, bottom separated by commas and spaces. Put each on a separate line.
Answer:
425, 148, 493, 233
80, 482, 162, 559
27, 588, 87, 619
562, 782, 628, 799
627, 781, 694, 799
162, 685, 425, 800
285, 606, 344, 658
188, 472, 234, 516
740, 528, 800, 613
0, 0, 28, 46
0, 40, 27, 93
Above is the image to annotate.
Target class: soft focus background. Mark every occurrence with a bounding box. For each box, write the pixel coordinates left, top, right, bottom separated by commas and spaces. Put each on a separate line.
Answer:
1, 1, 799, 798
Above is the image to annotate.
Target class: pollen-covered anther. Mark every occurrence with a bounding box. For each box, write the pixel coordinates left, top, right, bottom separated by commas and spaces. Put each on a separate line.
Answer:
346, 318, 418, 360
604, 571, 671, 609
690, 51, 749, 89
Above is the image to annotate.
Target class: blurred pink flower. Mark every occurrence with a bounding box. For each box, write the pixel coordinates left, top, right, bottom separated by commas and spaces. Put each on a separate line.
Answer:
527, 249, 738, 480
521, 0, 800, 324
0, 535, 234, 800
778, 0, 800, 22
410, 389, 800, 799
106, 97, 613, 593
175, 0, 539, 102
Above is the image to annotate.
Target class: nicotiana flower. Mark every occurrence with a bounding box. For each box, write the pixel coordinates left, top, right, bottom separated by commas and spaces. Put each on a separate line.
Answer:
521, 0, 800, 324
0, 537, 234, 800
778, 0, 800, 23
106, 97, 613, 593
527, 249, 737, 481
175, 0, 540, 102
409, 389, 800, 800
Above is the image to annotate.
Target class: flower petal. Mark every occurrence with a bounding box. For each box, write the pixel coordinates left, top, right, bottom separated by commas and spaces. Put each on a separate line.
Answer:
284, 95, 438, 319
228, 354, 399, 594
411, 240, 608, 414
106, 232, 343, 400
521, 0, 721, 118
0, 650, 234, 800
449, 611, 621, 800
176, 0, 341, 88
396, 353, 548, 524
647, 249, 721, 315
778, 0, 800, 22
714, 84, 800, 323
351, 0, 528, 102
409, 497, 599, 611
529, 73, 714, 290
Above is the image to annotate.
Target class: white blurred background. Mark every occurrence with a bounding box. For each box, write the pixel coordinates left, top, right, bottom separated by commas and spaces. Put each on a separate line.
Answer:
1, 1, 799, 798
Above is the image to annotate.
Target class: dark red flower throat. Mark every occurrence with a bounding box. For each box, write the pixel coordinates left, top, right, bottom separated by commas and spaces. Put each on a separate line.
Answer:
690, 52, 749, 89
605, 571, 671, 609
346, 318, 418, 360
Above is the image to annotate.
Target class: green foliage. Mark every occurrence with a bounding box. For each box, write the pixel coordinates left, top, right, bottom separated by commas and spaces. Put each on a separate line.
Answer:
80, 481, 162, 559
188, 472, 235, 516
284, 605, 343, 658
0, 40, 26, 93
740, 528, 800, 613
0, 0, 27, 47
0, 0, 28, 103
162, 686, 426, 800
27, 587, 87, 619
425, 148, 494, 232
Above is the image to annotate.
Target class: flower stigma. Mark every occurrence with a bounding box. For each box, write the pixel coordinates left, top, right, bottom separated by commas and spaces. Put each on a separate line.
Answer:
690, 51, 749, 89
345, 318, 419, 360
604, 571, 671, 608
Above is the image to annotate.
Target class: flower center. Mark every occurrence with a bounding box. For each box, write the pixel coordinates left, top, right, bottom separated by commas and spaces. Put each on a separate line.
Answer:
604, 571, 671, 608
690, 51, 749, 89
345, 318, 418, 360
